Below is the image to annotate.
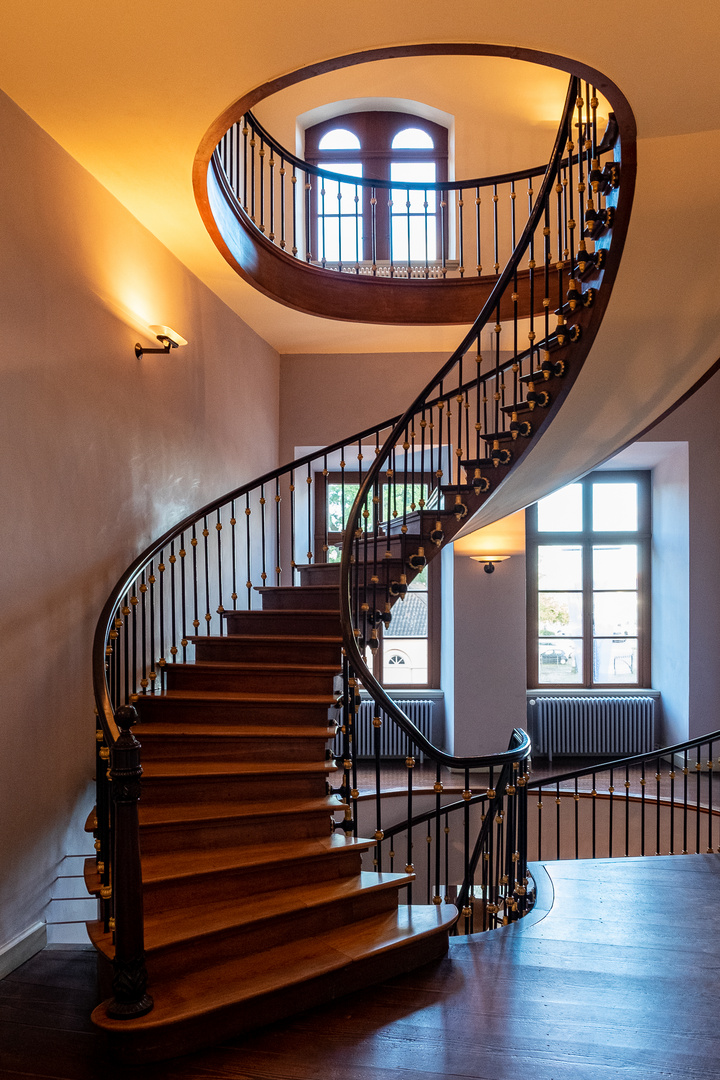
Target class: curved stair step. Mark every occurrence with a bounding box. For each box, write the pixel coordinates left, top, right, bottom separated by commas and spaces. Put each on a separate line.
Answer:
138, 796, 345, 852
223, 607, 342, 635
136, 689, 336, 726
191, 633, 342, 665
91, 904, 459, 1064
166, 660, 339, 694
137, 723, 336, 762
89, 870, 415, 981
140, 760, 336, 803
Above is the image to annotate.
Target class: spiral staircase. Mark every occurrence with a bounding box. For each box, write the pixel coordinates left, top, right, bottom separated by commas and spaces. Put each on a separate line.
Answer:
85, 64, 636, 1063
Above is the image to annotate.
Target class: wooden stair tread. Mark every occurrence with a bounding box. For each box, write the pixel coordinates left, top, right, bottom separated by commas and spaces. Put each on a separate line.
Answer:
139, 795, 344, 827
191, 634, 342, 644
175, 660, 340, 674
222, 608, 341, 616
136, 722, 336, 739
139, 689, 336, 704
132, 834, 376, 885
257, 585, 338, 594
90, 871, 415, 956
91, 905, 458, 1032
142, 760, 336, 778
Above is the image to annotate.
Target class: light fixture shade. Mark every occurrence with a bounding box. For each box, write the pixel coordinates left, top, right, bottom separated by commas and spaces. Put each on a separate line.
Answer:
470, 555, 511, 564
149, 325, 188, 348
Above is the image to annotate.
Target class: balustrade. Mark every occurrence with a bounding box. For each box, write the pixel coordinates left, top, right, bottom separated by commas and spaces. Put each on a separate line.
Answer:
91, 73, 634, 1019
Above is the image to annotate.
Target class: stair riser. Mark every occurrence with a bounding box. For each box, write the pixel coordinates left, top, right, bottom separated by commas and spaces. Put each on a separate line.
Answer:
141, 771, 332, 805
165, 667, 337, 695
136, 698, 335, 727
193, 638, 342, 665
100, 925, 451, 1064
139, 810, 338, 854
298, 565, 341, 586
147, 888, 400, 982
259, 589, 339, 612
139, 735, 333, 764
142, 850, 364, 915
224, 611, 341, 635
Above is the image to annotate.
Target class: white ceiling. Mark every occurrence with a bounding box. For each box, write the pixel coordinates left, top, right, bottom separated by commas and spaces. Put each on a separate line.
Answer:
2, 1, 719, 354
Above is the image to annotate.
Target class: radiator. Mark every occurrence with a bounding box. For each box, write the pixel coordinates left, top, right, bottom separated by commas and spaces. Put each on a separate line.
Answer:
532, 696, 655, 762
333, 699, 434, 761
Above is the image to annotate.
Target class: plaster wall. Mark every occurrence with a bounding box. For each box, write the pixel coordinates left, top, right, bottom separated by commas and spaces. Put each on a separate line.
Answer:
278, 351, 447, 464
450, 548, 528, 757
640, 369, 720, 740
0, 91, 280, 954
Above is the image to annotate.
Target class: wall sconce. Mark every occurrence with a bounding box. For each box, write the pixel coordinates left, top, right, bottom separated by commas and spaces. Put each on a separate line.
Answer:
135, 326, 188, 359
470, 554, 511, 575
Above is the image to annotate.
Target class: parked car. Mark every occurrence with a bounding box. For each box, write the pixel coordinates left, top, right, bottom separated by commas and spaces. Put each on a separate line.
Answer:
539, 642, 572, 666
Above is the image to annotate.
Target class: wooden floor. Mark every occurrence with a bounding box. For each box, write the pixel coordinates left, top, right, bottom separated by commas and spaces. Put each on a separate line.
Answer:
3, 854, 720, 1079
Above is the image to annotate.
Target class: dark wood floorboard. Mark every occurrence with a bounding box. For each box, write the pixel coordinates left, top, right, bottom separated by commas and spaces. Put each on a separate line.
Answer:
2, 855, 719, 1079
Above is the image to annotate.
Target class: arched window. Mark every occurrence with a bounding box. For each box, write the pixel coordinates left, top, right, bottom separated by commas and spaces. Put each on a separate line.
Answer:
391, 128, 434, 149
305, 112, 448, 266
318, 128, 361, 150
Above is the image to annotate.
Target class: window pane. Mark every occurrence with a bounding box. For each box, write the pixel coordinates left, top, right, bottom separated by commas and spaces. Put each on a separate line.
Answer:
593, 545, 638, 590
391, 127, 434, 149
593, 482, 638, 531
593, 639, 638, 683
536, 483, 583, 531
327, 483, 360, 531
383, 638, 428, 685
593, 592, 638, 637
538, 639, 582, 684
538, 545, 582, 590
385, 592, 427, 637
408, 565, 428, 590
318, 129, 361, 150
390, 162, 437, 212
538, 592, 582, 637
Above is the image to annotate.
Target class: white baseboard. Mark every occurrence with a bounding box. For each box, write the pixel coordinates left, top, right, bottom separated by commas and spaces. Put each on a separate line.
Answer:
0, 921, 47, 980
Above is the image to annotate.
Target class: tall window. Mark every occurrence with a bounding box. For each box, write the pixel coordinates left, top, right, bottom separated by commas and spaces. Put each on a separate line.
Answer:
305, 112, 448, 265
526, 472, 651, 688
314, 474, 440, 687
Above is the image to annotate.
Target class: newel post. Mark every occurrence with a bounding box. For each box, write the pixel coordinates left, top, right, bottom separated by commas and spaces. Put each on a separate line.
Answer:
106, 704, 153, 1019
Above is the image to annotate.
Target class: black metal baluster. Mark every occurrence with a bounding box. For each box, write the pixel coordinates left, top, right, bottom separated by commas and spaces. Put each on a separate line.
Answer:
275, 479, 282, 586
279, 157, 286, 250
613, 768, 617, 859
475, 186, 482, 277
201, 517, 212, 636
244, 494, 252, 609
258, 486, 268, 592
229, 500, 237, 613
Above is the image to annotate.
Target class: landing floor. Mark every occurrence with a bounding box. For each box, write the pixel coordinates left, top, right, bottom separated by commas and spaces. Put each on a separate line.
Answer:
2, 855, 719, 1079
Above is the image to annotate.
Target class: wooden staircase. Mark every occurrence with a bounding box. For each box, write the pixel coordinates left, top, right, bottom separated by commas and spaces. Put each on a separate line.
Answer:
87, 577, 457, 1063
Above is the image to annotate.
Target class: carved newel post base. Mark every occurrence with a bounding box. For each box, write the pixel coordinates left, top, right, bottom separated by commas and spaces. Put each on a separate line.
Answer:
106, 704, 154, 1020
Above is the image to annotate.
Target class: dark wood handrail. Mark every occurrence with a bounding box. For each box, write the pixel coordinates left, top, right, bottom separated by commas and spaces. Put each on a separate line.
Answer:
243, 107, 614, 193
526, 728, 720, 789
338, 75, 580, 769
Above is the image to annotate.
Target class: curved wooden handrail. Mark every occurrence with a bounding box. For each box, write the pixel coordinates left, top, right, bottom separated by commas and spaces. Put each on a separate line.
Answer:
194, 44, 633, 325
338, 74, 583, 765
208, 154, 560, 324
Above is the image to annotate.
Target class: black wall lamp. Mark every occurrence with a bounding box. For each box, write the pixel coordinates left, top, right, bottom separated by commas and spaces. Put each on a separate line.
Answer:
135, 325, 188, 359
470, 554, 511, 575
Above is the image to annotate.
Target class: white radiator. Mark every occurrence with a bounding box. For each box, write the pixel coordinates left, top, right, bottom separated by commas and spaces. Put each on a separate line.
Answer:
532, 696, 655, 762
333, 699, 434, 761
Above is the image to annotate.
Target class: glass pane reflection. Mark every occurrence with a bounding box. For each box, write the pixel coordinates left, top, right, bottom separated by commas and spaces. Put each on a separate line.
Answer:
593, 482, 638, 531
593, 638, 638, 683
538, 638, 582, 683
537, 483, 583, 532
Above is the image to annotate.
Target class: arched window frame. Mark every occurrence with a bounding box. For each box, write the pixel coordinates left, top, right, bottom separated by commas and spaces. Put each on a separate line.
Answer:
305, 111, 449, 265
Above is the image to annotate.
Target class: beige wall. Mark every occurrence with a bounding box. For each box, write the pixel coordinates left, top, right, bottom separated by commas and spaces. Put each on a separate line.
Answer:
278, 351, 448, 463
0, 90, 280, 953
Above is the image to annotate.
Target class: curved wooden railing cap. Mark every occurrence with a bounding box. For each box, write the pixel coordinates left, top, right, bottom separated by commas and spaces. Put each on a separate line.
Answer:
194, 44, 636, 325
